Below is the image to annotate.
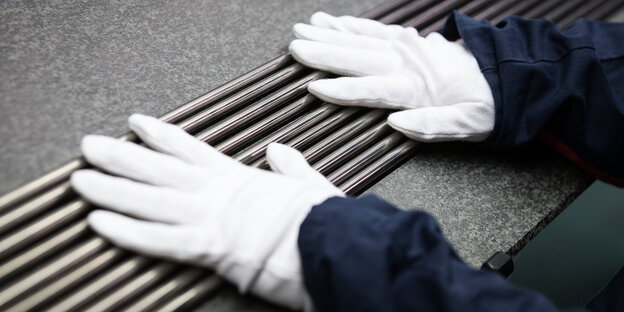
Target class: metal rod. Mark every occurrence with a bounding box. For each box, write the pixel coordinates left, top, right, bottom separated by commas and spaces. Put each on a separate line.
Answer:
0, 237, 108, 310
584, 0, 624, 21
471, 0, 518, 21
161, 54, 294, 124
47, 256, 151, 312
523, 0, 568, 19
558, 0, 610, 28
85, 262, 178, 312
196, 72, 326, 144
0, 160, 83, 214
0, 182, 72, 236
543, 0, 589, 22
340, 140, 420, 195
360, 0, 414, 19
418, 0, 493, 34
6, 248, 125, 312
0, 200, 87, 260
490, 0, 548, 24
215, 95, 321, 155
153, 275, 223, 312
177, 63, 305, 134
327, 132, 406, 186
240, 105, 355, 166
311, 121, 393, 175
300, 110, 388, 164
0, 221, 88, 284
403, 0, 472, 28
122, 268, 208, 312
379, 0, 438, 24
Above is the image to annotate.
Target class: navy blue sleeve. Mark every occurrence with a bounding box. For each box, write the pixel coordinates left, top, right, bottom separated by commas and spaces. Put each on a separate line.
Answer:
442, 12, 624, 186
298, 195, 560, 312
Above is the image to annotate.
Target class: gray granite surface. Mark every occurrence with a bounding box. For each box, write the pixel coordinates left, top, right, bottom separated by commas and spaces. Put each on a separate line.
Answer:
0, 1, 620, 311
0, 0, 384, 194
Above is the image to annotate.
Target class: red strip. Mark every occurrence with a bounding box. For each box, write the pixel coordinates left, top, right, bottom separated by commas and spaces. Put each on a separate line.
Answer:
538, 129, 624, 188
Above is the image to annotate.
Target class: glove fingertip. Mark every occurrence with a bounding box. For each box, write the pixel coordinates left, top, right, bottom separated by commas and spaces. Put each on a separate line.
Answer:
310, 11, 334, 26
307, 79, 334, 97
127, 113, 151, 127
266, 143, 305, 174
387, 111, 427, 140
292, 23, 307, 38
87, 210, 119, 236
81, 135, 116, 164
70, 169, 98, 192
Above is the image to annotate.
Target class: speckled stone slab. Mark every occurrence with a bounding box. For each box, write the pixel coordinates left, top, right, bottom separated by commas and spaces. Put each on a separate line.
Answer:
0, 0, 384, 194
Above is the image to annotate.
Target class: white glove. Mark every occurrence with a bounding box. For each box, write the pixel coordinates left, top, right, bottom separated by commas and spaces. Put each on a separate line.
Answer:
70, 114, 343, 310
289, 12, 495, 142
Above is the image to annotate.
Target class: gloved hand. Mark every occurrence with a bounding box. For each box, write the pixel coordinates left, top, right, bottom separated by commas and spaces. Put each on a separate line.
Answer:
289, 12, 495, 142
70, 114, 343, 310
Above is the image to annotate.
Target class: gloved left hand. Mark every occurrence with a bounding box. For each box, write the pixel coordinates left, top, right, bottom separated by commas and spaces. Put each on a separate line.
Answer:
71, 114, 343, 310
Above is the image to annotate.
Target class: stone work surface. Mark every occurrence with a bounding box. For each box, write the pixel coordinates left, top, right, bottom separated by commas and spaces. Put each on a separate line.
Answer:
0, 0, 383, 194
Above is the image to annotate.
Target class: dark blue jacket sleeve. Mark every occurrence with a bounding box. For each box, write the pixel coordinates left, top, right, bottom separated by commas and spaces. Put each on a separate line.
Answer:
298, 195, 560, 312
442, 12, 624, 186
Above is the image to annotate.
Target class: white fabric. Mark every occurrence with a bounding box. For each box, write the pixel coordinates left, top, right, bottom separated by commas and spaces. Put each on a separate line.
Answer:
289, 12, 495, 142
71, 114, 344, 310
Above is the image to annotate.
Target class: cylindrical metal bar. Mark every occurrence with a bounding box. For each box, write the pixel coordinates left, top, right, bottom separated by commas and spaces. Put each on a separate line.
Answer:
0, 221, 87, 284
471, 0, 518, 21
0, 160, 83, 214
490, 0, 547, 24
379, 0, 437, 24
47, 256, 151, 312
543, 0, 588, 22
215, 95, 321, 155
0, 200, 87, 260
85, 262, 178, 312
584, 0, 624, 21
196, 72, 325, 144
327, 132, 405, 186
241, 106, 355, 167
0, 182, 72, 236
154, 276, 223, 312
403, 0, 471, 28
301, 110, 387, 165
312, 121, 393, 175
360, 0, 414, 19
558, 0, 610, 28
340, 140, 419, 195
6, 248, 125, 312
122, 268, 207, 312
418, 0, 493, 35
0, 237, 108, 310
523, 0, 568, 19
177, 63, 305, 134
161, 54, 294, 124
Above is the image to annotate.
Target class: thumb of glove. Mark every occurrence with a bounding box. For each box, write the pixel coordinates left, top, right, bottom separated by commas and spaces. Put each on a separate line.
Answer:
387, 102, 494, 142
266, 143, 344, 195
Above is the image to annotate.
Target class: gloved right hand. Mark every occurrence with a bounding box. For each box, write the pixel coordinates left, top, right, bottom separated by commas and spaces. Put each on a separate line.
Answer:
71, 114, 343, 310
289, 12, 495, 143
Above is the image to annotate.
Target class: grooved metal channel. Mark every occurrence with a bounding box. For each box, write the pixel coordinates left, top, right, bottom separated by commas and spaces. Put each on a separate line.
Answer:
0, 0, 620, 310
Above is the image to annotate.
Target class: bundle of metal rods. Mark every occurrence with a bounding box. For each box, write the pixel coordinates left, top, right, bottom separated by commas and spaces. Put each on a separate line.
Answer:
0, 0, 621, 310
